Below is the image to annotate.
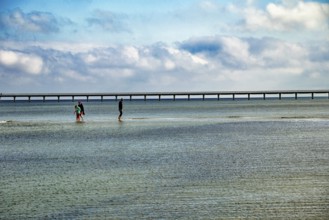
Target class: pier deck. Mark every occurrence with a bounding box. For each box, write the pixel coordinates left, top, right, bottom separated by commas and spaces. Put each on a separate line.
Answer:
1, 90, 329, 102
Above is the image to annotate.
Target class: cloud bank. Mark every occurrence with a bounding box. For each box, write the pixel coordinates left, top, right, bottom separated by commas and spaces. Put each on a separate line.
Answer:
0, 35, 328, 92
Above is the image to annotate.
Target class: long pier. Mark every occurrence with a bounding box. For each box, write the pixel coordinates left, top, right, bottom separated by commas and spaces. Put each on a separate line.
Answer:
0, 90, 329, 102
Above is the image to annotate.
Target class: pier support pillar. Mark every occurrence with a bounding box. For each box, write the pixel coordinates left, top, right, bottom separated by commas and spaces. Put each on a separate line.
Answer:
233, 94, 235, 100
28, 96, 31, 102
43, 96, 46, 102
248, 94, 250, 100
311, 93, 314, 99
217, 94, 220, 101
130, 95, 132, 101
87, 96, 89, 102
159, 95, 161, 101
101, 96, 103, 102
279, 93, 281, 100
187, 95, 189, 101
57, 96, 60, 102
263, 94, 266, 100
295, 93, 298, 100
144, 95, 146, 101
203, 94, 205, 101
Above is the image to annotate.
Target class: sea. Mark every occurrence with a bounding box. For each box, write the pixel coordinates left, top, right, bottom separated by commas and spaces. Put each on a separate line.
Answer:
0, 98, 328, 219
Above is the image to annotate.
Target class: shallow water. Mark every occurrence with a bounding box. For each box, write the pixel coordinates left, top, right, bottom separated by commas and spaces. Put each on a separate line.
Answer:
0, 99, 329, 219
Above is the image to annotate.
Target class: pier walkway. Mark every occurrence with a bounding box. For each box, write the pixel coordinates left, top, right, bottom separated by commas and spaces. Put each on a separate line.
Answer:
1, 90, 329, 102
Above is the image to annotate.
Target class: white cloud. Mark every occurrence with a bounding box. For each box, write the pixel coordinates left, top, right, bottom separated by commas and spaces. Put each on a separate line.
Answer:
257, 40, 306, 70
86, 9, 130, 33
164, 60, 176, 70
266, 2, 329, 30
240, 1, 329, 31
62, 70, 92, 82
83, 54, 98, 64
0, 50, 44, 75
220, 37, 255, 66
122, 46, 140, 64
0, 8, 59, 33
190, 54, 208, 65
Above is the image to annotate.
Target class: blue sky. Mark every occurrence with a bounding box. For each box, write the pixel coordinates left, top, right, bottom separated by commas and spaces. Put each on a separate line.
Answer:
0, 0, 328, 92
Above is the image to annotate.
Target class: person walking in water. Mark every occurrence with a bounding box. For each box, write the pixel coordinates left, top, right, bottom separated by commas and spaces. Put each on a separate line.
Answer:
118, 98, 123, 121
78, 101, 85, 120
74, 105, 81, 121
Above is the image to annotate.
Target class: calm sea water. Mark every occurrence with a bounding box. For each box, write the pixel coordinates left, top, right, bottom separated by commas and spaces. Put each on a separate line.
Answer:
0, 99, 328, 219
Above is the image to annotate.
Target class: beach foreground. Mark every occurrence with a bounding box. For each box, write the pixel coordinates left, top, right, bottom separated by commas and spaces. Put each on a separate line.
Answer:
0, 100, 328, 219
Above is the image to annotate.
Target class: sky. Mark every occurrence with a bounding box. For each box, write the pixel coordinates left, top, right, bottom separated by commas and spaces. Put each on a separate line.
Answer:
0, 0, 328, 93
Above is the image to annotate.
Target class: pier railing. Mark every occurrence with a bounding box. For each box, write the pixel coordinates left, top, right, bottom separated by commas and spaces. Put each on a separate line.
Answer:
0, 90, 329, 102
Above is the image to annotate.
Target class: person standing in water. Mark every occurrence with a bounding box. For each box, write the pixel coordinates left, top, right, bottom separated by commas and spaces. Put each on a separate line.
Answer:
74, 105, 81, 121
118, 98, 123, 121
78, 101, 85, 120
